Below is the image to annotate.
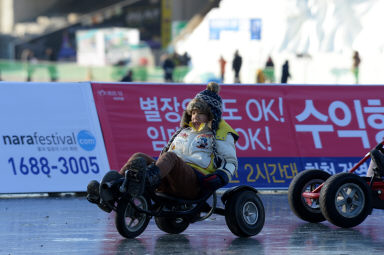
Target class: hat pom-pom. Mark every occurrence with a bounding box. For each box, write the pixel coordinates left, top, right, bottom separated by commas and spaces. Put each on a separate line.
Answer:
207, 82, 220, 94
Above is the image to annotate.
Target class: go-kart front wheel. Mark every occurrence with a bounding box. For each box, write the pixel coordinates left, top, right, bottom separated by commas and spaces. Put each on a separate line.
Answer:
154, 216, 189, 234
319, 172, 372, 228
288, 169, 331, 223
224, 190, 265, 237
115, 195, 151, 238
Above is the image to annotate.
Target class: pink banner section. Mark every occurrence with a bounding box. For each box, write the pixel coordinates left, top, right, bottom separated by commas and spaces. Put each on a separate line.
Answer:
91, 83, 384, 175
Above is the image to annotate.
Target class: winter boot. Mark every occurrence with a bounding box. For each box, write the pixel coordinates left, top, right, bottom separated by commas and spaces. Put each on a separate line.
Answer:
87, 180, 112, 213
125, 157, 148, 197
86, 180, 100, 204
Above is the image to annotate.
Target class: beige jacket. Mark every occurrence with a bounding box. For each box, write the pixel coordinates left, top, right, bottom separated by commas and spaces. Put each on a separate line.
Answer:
169, 120, 238, 179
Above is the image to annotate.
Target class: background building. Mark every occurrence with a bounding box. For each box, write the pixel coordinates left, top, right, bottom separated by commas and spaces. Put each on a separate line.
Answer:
0, 0, 219, 63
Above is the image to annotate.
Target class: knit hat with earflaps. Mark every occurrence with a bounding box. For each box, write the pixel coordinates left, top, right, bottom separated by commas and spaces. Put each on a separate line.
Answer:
180, 82, 222, 130
161, 82, 223, 167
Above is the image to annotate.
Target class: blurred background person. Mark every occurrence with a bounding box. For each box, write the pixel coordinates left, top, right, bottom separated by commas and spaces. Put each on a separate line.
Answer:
21, 49, 37, 82
120, 69, 133, 82
43, 47, 58, 82
256, 69, 265, 83
264, 56, 275, 83
352, 50, 361, 84
162, 54, 175, 82
219, 55, 226, 83
232, 50, 242, 83
281, 60, 291, 84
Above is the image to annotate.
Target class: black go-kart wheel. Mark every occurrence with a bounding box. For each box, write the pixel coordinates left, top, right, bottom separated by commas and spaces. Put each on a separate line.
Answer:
154, 217, 190, 234
224, 190, 265, 237
320, 172, 371, 228
115, 195, 151, 238
320, 173, 372, 228
288, 169, 331, 223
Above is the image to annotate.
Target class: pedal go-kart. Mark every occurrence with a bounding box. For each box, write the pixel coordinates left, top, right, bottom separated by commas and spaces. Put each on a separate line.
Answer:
94, 170, 265, 238
288, 142, 384, 228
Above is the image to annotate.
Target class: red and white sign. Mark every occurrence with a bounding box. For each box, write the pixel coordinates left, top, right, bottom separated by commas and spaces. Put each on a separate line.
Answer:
91, 83, 384, 176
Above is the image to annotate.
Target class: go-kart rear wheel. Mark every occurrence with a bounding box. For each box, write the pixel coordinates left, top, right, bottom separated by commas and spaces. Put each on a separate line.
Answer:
154, 217, 189, 234
224, 190, 265, 237
288, 169, 331, 223
115, 195, 151, 238
319, 172, 371, 228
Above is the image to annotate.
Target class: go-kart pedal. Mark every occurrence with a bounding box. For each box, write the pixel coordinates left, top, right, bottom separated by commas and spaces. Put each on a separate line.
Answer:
125, 157, 147, 197
97, 201, 113, 213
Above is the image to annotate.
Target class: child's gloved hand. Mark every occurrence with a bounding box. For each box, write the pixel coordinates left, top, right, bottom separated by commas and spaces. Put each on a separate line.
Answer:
202, 169, 229, 191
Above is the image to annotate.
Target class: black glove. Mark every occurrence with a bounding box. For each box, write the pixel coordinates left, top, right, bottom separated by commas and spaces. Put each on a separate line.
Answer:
202, 169, 229, 191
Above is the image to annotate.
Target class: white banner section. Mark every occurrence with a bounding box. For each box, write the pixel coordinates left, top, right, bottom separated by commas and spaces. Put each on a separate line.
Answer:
0, 82, 110, 193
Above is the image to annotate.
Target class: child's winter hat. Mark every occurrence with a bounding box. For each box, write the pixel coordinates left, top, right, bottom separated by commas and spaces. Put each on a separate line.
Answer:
181, 82, 222, 131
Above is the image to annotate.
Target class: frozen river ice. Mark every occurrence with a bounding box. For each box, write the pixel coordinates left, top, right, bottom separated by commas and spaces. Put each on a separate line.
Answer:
2, 192, 384, 255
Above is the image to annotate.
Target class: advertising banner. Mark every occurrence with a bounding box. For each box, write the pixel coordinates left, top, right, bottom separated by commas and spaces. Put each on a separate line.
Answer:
91, 83, 384, 189
0, 82, 110, 193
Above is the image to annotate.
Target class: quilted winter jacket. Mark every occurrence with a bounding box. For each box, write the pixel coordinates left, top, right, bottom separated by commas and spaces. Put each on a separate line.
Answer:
168, 120, 238, 178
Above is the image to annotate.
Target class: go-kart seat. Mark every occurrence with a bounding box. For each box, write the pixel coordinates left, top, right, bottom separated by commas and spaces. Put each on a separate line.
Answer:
153, 190, 213, 205
152, 191, 215, 222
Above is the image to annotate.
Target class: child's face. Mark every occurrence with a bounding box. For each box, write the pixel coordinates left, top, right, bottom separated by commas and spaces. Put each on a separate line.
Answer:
191, 110, 209, 129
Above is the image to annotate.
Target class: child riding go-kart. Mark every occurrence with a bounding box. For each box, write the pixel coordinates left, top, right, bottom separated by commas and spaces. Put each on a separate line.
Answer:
88, 169, 265, 238
86, 82, 265, 238
288, 141, 384, 228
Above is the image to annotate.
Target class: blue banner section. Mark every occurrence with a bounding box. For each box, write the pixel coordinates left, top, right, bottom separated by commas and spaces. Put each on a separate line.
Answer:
250, 18, 262, 40
226, 156, 368, 189
209, 19, 239, 40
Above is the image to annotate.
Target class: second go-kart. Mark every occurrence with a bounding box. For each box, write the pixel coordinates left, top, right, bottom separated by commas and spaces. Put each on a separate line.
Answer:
91, 170, 265, 238
288, 141, 384, 228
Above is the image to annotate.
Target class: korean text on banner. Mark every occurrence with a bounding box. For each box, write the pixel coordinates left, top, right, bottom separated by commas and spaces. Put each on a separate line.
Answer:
91, 83, 384, 189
